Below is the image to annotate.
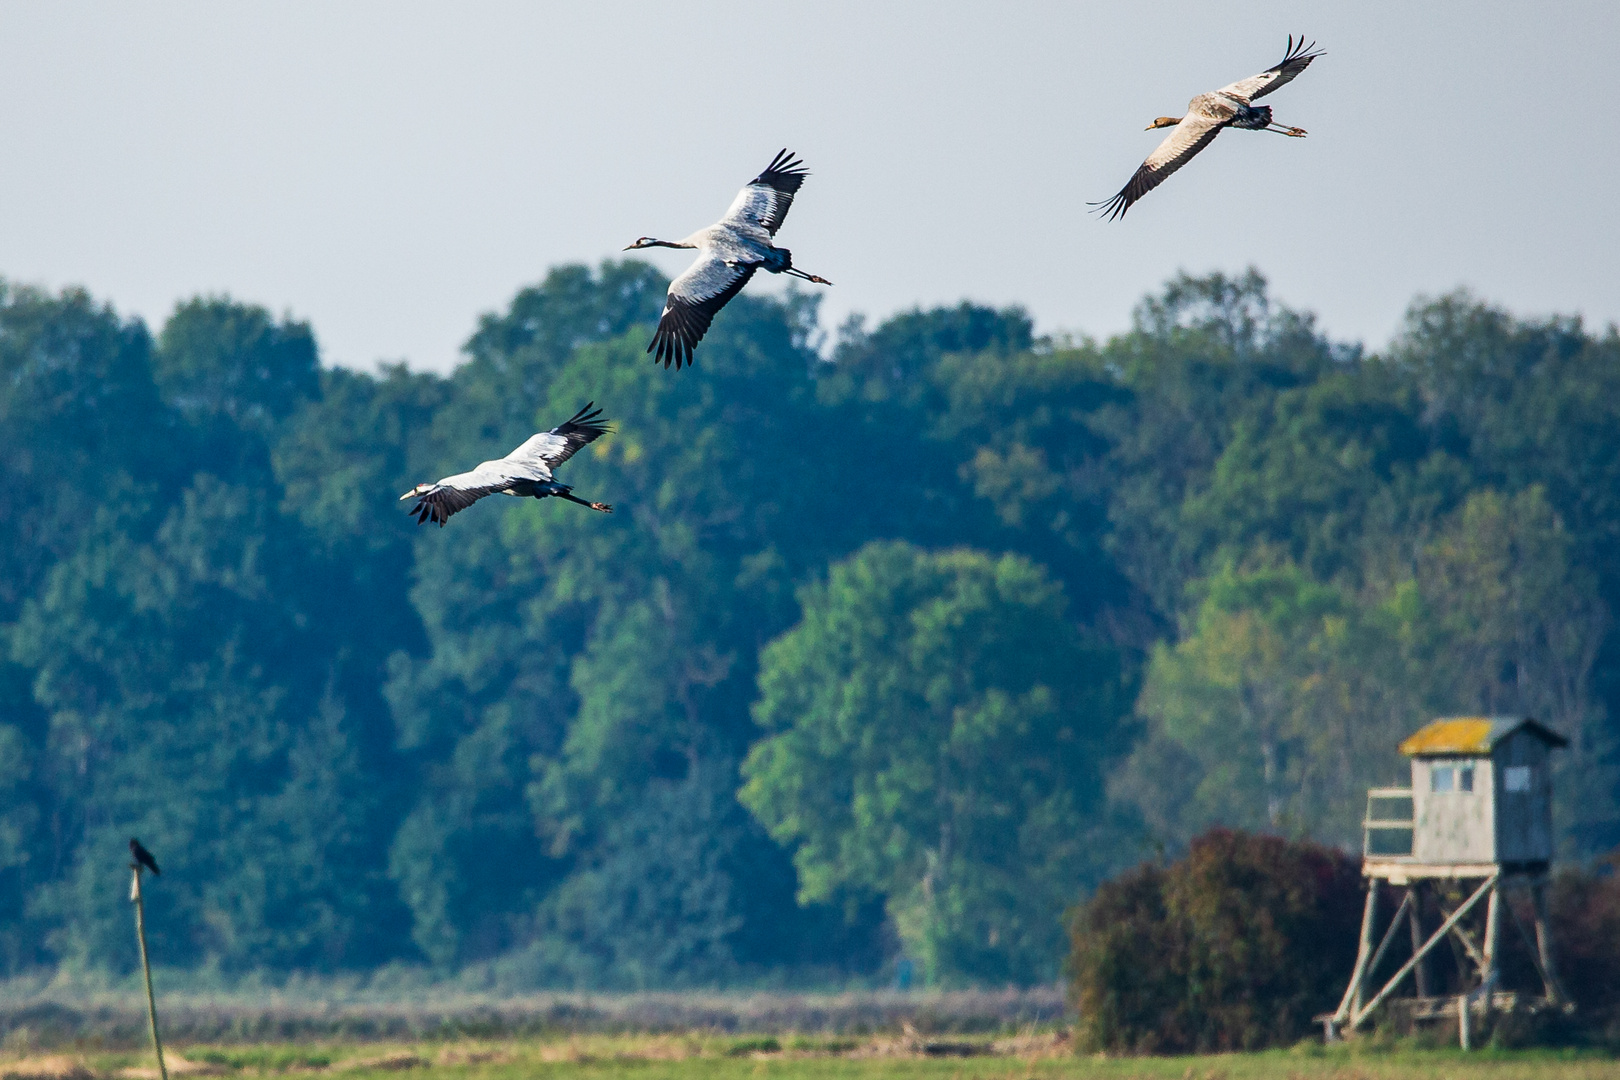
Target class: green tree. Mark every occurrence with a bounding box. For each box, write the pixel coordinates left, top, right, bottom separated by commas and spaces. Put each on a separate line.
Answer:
741, 541, 1127, 984
1086, 269, 1339, 619
1121, 489, 1614, 854
154, 296, 320, 433
13, 477, 389, 969
1419, 487, 1616, 851
1117, 562, 1419, 849
0, 281, 178, 972
0, 281, 174, 618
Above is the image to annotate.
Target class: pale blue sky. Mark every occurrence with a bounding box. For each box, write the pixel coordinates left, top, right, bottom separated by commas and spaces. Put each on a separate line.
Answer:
1, 1, 1616, 371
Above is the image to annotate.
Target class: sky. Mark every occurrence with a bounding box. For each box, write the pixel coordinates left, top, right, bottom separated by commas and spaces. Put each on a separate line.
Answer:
1, 1, 1617, 373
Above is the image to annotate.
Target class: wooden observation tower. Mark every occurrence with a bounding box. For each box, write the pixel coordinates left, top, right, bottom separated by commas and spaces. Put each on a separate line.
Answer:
1326, 716, 1569, 1042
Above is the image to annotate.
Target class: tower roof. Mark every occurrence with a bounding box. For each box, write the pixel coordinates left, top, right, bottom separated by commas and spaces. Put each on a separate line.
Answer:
1398, 716, 1568, 757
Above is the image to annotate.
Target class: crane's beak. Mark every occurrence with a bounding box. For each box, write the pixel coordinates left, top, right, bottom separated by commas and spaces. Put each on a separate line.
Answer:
622, 243, 638, 251
399, 486, 421, 501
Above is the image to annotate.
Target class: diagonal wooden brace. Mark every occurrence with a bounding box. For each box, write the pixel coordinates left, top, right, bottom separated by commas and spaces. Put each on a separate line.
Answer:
1334, 887, 1411, 1024
1435, 897, 1488, 974
1350, 872, 1499, 1029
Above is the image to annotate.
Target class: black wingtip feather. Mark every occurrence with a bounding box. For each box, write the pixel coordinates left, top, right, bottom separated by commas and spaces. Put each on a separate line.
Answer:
1280, 33, 1323, 64
752, 148, 809, 193
555, 401, 612, 436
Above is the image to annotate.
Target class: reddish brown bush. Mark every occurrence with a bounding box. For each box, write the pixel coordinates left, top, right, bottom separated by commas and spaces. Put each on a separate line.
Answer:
1551, 854, 1620, 1020
1068, 828, 1363, 1054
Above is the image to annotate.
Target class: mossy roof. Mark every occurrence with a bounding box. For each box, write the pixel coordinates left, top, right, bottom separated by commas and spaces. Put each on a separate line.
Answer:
1398, 716, 1568, 756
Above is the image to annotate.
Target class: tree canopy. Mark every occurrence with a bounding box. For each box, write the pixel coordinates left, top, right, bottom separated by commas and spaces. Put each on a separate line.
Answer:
1, 263, 1617, 986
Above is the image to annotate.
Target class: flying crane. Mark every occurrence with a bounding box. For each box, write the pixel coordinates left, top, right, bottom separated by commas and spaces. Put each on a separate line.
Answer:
400, 403, 613, 526
1094, 36, 1323, 221
626, 149, 832, 369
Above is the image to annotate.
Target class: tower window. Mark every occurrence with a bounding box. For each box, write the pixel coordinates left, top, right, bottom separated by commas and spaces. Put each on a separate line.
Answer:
1505, 765, 1532, 792
1459, 765, 1475, 792
1431, 765, 1455, 792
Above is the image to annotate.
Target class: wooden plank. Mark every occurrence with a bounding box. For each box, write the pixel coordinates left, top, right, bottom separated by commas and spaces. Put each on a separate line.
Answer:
1364, 860, 1503, 883
1435, 896, 1487, 973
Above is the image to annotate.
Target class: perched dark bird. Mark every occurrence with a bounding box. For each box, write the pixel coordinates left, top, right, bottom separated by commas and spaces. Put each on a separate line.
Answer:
400, 403, 614, 527
129, 837, 160, 875
1093, 35, 1323, 220
626, 149, 832, 369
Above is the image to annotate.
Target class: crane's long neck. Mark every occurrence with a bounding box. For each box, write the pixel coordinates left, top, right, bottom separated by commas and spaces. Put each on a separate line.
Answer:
646, 238, 697, 249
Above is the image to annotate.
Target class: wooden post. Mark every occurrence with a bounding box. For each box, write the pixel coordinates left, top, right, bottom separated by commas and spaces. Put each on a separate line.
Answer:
1332, 881, 1380, 1028
1481, 881, 1501, 1007
130, 866, 169, 1080
1352, 882, 1377, 1016
1408, 883, 1432, 998
1531, 879, 1566, 1006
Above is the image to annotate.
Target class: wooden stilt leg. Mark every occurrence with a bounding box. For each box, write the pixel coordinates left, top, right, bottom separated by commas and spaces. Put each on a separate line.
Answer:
1409, 883, 1432, 998
1333, 881, 1380, 1028
1531, 879, 1566, 1006
1481, 881, 1501, 1008
1353, 882, 1377, 1016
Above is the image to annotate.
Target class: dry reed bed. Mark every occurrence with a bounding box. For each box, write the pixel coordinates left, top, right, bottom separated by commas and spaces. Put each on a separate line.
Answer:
0, 989, 1063, 1050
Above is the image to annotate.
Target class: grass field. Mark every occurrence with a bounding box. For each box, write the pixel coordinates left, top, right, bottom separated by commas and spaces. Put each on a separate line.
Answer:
4, 985, 1617, 1080
7, 1032, 1620, 1080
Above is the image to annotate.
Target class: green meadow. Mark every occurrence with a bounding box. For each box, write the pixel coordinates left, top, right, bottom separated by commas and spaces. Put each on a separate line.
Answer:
11, 1034, 1620, 1080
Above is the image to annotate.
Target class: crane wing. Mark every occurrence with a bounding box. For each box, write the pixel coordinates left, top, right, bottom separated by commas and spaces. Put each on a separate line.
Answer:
648, 253, 756, 369
719, 148, 808, 237
506, 403, 612, 469
1091, 114, 1225, 221
402, 464, 513, 527
1218, 35, 1322, 103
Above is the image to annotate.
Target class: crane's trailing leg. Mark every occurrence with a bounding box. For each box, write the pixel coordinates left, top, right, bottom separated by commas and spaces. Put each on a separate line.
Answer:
1264, 123, 1309, 136
784, 268, 833, 285
559, 492, 613, 513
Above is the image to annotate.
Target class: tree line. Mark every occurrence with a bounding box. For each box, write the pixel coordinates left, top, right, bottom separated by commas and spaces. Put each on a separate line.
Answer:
1, 264, 1617, 987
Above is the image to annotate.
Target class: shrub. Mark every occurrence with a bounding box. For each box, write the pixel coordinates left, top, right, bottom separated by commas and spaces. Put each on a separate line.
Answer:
1068, 828, 1362, 1053
1551, 853, 1620, 1022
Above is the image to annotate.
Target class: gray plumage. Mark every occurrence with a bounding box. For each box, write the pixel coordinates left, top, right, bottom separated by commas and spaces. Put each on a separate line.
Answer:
1094, 35, 1322, 221
400, 403, 614, 526
627, 149, 832, 369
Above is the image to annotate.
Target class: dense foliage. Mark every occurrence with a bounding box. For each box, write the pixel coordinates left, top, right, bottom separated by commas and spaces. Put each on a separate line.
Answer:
1, 262, 1618, 987
1067, 829, 1364, 1053
742, 542, 1126, 984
